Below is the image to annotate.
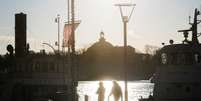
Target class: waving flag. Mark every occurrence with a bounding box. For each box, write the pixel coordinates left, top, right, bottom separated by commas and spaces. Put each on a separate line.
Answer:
63, 22, 80, 47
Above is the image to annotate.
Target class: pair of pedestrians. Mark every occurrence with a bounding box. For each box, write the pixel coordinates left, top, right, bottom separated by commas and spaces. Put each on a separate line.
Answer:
96, 81, 122, 101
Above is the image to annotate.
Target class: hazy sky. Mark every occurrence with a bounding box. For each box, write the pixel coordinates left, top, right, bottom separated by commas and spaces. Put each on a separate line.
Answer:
0, 0, 201, 54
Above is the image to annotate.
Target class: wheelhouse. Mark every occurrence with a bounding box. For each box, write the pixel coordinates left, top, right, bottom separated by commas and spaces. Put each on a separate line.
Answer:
158, 44, 201, 66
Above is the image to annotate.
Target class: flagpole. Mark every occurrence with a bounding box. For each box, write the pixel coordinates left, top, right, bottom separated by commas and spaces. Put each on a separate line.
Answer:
67, 0, 71, 53
56, 14, 60, 53
71, 0, 77, 101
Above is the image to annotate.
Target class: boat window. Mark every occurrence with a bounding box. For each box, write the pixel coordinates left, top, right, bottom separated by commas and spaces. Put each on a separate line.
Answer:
35, 62, 40, 72
49, 63, 55, 72
161, 53, 167, 64
177, 53, 193, 65
185, 53, 193, 65
177, 53, 186, 64
194, 53, 201, 63
169, 53, 177, 65
166, 52, 193, 65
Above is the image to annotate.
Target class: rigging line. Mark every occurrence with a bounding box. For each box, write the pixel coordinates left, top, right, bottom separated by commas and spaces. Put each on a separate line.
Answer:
128, 5, 136, 22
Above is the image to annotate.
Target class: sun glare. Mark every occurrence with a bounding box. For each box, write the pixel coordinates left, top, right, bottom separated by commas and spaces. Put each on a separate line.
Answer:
102, 81, 115, 101
78, 81, 125, 101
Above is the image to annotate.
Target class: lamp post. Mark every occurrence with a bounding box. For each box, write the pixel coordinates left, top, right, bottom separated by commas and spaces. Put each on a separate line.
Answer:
115, 3, 135, 101
55, 14, 60, 53
42, 42, 56, 53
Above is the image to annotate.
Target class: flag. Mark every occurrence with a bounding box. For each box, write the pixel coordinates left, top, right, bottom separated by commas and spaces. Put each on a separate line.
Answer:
63, 22, 80, 47
63, 24, 72, 47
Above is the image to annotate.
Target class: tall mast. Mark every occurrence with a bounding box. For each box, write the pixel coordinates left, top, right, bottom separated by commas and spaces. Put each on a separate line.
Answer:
71, 0, 77, 101
178, 8, 201, 44
71, 1, 75, 53
57, 14, 60, 53
192, 8, 200, 44
67, 0, 71, 53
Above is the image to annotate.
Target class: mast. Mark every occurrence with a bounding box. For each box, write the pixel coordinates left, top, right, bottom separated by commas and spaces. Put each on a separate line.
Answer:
71, 0, 77, 101
191, 8, 200, 44
68, 0, 71, 53
57, 14, 60, 53
178, 8, 201, 44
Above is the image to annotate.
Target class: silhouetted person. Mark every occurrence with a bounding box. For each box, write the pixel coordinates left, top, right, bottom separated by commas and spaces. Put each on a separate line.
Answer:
96, 81, 105, 101
109, 81, 122, 101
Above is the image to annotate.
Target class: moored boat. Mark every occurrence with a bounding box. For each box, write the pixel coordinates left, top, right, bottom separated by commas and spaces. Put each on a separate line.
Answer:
139, 8, 201, 101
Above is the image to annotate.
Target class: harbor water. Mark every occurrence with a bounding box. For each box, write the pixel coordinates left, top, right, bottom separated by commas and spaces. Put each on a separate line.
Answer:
77, 81, 154, 101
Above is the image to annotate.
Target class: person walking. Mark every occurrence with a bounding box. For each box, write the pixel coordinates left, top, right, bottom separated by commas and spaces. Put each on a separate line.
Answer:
96, 81, 105, 101
109, 81, 123, 101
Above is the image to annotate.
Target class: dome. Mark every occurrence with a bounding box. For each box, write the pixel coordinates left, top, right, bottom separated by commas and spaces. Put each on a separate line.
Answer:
86, 31, 114, 54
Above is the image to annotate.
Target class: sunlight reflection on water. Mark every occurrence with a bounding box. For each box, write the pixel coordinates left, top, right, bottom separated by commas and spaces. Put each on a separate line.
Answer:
77, 81, 154, 101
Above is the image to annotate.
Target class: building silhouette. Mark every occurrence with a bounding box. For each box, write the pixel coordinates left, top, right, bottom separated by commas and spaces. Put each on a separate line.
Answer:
0, 14, 157, 101
0, 13, 74, 101
78, 31, 155, 80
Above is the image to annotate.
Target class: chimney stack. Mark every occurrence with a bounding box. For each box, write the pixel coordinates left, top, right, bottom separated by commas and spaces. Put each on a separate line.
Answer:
15, 13, 27, 57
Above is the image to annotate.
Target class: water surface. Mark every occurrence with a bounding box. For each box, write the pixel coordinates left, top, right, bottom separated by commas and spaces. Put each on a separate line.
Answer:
77, 81, 154, 101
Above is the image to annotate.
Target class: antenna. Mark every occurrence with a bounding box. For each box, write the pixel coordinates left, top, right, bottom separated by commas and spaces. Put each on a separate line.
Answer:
197, 8, 201, 24
178, 29, 191, 43
189, 16, 192, 25
200, 5, 201, 13
197, 6, 201, 37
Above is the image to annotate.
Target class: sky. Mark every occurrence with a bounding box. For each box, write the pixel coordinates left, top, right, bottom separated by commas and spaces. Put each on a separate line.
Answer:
0, 0, 201, 54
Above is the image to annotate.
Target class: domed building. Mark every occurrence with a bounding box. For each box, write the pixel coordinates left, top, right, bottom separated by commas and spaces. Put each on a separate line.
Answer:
85, 31, 114, 57
78, 31, 136, 80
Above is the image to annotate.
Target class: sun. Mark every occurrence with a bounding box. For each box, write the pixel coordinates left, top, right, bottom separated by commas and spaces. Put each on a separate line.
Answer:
77, 80, 125, 101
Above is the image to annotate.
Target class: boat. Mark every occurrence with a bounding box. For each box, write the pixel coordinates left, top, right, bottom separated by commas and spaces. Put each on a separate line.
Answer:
139, 8, 201, 101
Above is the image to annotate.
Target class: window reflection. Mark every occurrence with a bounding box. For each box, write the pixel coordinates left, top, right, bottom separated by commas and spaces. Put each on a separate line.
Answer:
194, 53, 201, 63
161, 53, 167, 64
160, 52, 201, 65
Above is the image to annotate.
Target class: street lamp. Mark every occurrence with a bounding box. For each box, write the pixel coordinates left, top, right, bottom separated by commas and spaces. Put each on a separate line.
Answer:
42, 42, 56, 53
55, 14, 60, 53
115, 3, 135, 101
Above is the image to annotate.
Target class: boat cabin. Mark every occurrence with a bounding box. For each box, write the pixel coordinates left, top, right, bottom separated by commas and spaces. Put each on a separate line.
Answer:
159, 44, 201, 66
